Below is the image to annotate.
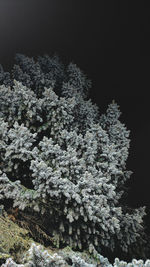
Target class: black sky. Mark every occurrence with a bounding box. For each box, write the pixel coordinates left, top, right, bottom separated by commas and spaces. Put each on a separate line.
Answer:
0, 0, 150, 207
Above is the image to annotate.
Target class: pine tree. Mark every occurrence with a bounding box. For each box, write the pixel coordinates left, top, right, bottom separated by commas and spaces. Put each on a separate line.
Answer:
0, 54, 148, 262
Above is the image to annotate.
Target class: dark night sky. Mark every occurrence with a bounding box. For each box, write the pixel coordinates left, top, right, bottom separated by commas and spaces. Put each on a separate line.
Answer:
0, 0, 150, 208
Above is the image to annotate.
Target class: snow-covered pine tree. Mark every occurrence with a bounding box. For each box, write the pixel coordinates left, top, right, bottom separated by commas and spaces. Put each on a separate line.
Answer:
0, 54, 147, 261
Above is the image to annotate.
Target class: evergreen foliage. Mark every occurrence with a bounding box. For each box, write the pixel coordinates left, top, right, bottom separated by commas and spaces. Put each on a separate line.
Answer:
2, 242, 150, 267
0, 54, 148, 264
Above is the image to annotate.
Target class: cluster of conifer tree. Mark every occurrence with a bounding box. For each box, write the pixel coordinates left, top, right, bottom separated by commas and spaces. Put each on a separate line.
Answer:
0, 54, 149, 265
